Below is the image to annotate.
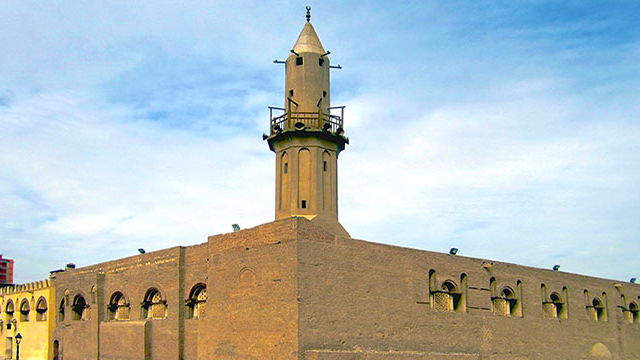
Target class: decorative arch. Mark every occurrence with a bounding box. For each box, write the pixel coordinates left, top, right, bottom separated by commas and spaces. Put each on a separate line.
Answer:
108, 291, 130, 321
58, 298, 65, 322
5, 300, 15, 322
629, 302, 639, 324
590, 342, 612, 358
90, 285, 97, 304
586, 295, 607, 322
142, 288, 167, 319
36, 296, 48, 321
493, 286, 522, 317
19, 298, 30, 321
298, 148, 311, 209
432, 279, 463, 312
53, 339, 61, 360
546, 292, 568, 319
186, 283, 207, 319
72, 294, 88, 321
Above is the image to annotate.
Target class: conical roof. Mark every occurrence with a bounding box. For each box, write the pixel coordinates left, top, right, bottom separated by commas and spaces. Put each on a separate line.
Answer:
292, 22, 326, 54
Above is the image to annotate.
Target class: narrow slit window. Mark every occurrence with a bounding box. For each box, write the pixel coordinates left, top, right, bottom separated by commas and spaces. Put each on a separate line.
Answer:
296, 57, 303, 66
301, 200, 307, 208
323, 90, 327, 98
289, 89, 294, 97
323, 161, 327, 172
284, 163, 288, 174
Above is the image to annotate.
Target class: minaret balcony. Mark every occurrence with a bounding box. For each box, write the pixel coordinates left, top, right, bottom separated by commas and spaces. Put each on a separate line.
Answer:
269, 107, 345, 135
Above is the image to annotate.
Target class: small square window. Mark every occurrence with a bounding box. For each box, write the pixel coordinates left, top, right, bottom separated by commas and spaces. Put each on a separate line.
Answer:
301, 200, 307, 208
296, 57, 303, 66
289, 89, 294, 96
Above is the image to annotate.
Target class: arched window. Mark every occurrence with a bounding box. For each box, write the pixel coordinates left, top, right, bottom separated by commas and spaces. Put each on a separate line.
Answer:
36, 297, 48, 321
5, 301, 14, 322
53, 340, 61, 360
629, 302, 639, 324
546, 292, 568, 319
142, 288, 166, 319
107, 292, 130, 321
186, 284, 207, 319
58, 299, 65, 322
587, 296, 606, 322
493, 287, 521, 317
19, 299, 30, 322
432, 280, 462, 312
72, 295, 87, 321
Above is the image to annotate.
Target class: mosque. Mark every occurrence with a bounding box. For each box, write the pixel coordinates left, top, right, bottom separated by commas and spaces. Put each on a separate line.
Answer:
1, 10, 639, 360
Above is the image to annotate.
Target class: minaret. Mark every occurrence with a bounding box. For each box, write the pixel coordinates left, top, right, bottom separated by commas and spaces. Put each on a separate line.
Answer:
265, 8, 349, 237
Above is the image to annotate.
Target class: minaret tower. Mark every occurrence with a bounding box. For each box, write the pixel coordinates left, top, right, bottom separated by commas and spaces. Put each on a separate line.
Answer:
265, 8, 349, 237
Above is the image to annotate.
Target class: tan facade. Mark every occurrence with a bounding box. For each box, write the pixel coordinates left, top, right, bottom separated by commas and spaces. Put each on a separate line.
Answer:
49, 218, 640, 360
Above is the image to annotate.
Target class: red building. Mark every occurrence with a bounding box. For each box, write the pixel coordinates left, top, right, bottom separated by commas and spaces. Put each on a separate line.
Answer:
0, 254, 14, 285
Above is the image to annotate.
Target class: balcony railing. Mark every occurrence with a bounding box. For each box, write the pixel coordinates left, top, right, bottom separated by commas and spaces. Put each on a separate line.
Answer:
269, 106, 345, 135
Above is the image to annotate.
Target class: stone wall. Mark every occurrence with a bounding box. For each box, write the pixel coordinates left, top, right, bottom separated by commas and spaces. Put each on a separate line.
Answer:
47, 218, 640, 360
297, 234, 640, 360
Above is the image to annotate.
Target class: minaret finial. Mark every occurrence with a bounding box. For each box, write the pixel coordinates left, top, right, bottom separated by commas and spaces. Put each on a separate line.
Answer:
306, 6, 311, 22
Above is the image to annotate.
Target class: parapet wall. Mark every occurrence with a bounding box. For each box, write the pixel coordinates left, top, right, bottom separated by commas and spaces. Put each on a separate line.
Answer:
298, 235, 640, 360
0, 279, 51, 295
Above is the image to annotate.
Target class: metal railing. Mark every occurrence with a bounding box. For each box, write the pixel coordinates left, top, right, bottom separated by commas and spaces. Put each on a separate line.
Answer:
269, 106, 345, 135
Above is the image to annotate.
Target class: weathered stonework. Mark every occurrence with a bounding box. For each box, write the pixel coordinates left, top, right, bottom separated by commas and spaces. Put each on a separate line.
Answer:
49, 218, 640, 360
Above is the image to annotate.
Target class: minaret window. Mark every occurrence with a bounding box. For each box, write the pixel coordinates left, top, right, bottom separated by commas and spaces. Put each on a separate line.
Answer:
289, 89, 294, 96
301, 200, 307, 208
284, 163, 288, 174
319, 58, 325, 66
296, 57, 303, 65
323, 161, 327, 171
323, 91, 327, 98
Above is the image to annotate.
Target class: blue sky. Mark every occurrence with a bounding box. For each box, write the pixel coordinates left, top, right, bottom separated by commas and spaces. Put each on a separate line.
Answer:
1, 1, 639, 283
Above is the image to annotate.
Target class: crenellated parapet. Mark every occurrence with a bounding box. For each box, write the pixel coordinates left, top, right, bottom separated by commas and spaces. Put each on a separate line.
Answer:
0, 279, 51, 295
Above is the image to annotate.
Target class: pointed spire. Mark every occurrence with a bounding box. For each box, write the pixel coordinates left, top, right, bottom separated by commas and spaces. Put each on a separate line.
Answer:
292, 21, 326, 55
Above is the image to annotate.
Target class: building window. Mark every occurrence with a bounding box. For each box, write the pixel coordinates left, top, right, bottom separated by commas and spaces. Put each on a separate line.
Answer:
142, 288, 166, 319
72, 295, 88, 321
319, 57, 324, 66
19, 299, 30, 322
301, 200, 307, 208
53, 340, 61, 360
493, 287, 521, 317
544, 292, 568, 319
284, 162, 288, 174
36, 297, 48, 321
629, 302, 639, 324
296, 57, 303, 65
5, 301, 14, 322
186, 284, 207, 319
108, 292, 130, 321
289, 89, 294, 97
323, 161, 327, 172
432, 280, 464, 312
588, 298, 606, 322
58, 299, 65, 322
